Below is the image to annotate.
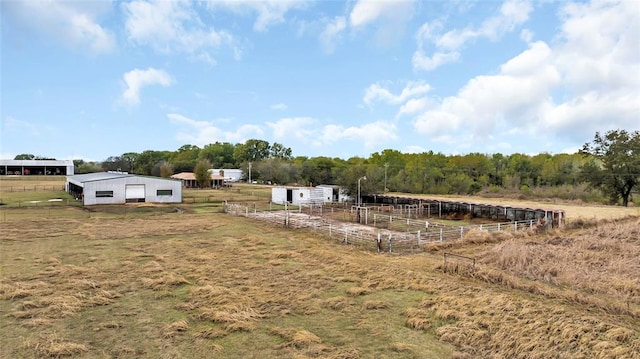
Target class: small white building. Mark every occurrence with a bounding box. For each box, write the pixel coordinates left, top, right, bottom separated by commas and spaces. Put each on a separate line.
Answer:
272, 186, 334, 206
66, 172, 182, 206
209, 169, 243, 182
316, 185, 349, 202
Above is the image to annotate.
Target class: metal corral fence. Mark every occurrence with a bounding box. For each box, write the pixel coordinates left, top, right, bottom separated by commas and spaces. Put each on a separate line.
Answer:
224, 202, 538, 254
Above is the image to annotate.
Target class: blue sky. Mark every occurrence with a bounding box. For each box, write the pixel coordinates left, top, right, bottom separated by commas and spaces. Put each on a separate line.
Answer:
1, 0, 638, 161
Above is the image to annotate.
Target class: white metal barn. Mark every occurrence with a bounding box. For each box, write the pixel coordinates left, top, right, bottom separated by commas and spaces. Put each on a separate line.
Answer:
66, 172, 182, 206
271, 186, 327, 206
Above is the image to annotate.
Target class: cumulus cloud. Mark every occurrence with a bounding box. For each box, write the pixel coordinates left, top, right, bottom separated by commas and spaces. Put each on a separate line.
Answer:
413, 0, 533, 71
320, 16, 347, 54
267, 117, 316, 139
208, 0, 307, 32
122, 68, 174, 105
122, 0, 238, 61
264, 116, 399, 152
408, 0, 639, 151
363, 81, 431, 106
168, 113, 263, 145
318, 121, 398, 149
317, 0, 414, 53
3, 1, 115, 53
349, 0, 414, 28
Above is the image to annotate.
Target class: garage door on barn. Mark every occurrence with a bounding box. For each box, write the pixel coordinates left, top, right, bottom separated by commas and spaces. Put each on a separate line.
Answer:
125, 184, 145, 203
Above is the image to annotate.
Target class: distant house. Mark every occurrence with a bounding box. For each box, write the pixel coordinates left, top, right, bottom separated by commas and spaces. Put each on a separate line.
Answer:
171, 172, 225, 188
1, 159, 74, 176
66, 172, 182, 206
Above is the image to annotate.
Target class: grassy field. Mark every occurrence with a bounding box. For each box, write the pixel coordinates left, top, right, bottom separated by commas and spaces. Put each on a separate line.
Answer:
1, 178, 639, 358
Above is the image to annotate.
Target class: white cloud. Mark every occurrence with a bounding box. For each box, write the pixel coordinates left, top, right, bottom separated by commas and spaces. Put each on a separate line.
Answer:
412, 51, 460, 71
320, 16, 347, 54
168, 113, 263, 146
209, 0, 307, 32
4, 1, 115, 53
397, 97, 431, 118
408, 0, 639, 152
318, 121, 398, 149
122, 68, 174, 106
413, 0, 533, 71
270, 103, 288, 111
267, 117, 316, 139
349, 0, 415, 47
122, 0, 237, 61
349, 0, 414, 28
520, 29, 534, 43
363, 81, 431, 106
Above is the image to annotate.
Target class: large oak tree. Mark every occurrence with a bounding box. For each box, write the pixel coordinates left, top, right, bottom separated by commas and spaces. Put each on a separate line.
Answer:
580, 130, 640, 206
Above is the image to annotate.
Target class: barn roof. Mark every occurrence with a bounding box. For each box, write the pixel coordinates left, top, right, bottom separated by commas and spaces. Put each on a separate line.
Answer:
0, 159, 74, 166
67, 172, 131, 183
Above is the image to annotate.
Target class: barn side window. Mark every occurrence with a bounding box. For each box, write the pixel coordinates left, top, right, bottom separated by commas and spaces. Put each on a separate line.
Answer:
157, 189, 173, 196
96, 190, 114, 198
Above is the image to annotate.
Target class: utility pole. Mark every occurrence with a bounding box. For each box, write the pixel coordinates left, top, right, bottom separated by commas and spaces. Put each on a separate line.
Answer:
248, 162, 252, 183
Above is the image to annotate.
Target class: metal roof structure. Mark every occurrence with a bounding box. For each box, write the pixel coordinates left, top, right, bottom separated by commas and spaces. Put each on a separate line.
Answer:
0, 159, 74, 166
67, 172, 132, 186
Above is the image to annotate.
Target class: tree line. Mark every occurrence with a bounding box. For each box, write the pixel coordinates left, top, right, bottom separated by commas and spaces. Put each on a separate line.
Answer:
16, 130, 640, 206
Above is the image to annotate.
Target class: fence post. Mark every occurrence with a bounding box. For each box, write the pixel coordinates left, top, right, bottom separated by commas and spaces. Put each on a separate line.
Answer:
460, 226, 464, 239
514, 222, 518, 232
388, 236, 392, 253
377, 233, 381, 253
344, 229, 348, 244
440, 228, 443, 242
498, 223, 501, 231
417, 230, 421, 245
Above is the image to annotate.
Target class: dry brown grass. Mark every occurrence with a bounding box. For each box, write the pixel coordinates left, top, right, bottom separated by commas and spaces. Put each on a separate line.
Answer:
477, 217, 640, 315
2, 194, 639, 358
23, 334, 89, 357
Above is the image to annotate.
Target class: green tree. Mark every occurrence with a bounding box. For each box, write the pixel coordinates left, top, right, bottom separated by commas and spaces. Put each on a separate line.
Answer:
580, 130, 640, 206
135, 150, 170, 175
233, 139, 271, 163
199, 142, 236, 168
159, 161, 174, 178
14, 154, 35, 160
169, 144, 200, 172
75, 161, 102, 174
121, 152, 139, 173
270, 142, 293, 160
194, 159, 212, 188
